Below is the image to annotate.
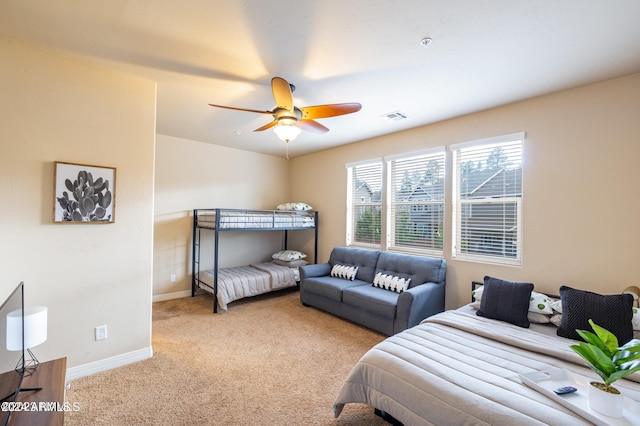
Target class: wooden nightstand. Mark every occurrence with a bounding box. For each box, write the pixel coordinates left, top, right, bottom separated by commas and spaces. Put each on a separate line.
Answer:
8, 357, 67, 426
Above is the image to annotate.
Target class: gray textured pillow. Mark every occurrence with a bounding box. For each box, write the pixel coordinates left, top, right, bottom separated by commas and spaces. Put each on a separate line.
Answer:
476, 276, 533, 328
557, 286, 634, 343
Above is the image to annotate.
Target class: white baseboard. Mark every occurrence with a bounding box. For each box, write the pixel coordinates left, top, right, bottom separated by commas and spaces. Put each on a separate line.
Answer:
152, 290, 191, 302
66, 346, 153, 382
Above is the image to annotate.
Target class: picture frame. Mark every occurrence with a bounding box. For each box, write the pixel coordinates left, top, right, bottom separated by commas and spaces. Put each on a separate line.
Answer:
53, 161, 116, 223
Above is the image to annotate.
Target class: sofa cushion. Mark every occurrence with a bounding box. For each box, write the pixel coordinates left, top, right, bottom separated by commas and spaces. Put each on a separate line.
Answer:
302, 276, 368, 302
329, 247, 381, 283
342, 285, 399, 319
375, 251, 445, 289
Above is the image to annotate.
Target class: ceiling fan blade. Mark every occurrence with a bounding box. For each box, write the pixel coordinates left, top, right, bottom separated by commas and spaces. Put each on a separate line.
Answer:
271, 77, 294, 111
209, 104, 273, 115
253, 120, 278, 132
300, 103, 362, 119
298, 119, 329, 134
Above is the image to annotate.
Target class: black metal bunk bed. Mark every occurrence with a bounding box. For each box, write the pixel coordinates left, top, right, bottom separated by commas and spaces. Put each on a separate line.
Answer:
192, 208, 318, 312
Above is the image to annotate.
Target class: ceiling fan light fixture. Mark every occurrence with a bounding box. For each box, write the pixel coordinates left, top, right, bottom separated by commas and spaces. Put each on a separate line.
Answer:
274, 124, 301, 143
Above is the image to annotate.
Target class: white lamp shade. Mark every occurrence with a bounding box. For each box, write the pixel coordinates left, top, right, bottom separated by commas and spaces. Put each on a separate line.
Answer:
623, 285, 640, 299
6, 306, 48, 351
273, 124, 301, 142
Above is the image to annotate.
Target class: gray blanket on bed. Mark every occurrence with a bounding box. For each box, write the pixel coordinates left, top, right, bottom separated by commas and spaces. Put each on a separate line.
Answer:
201, 262, 296, 310
334, 309, 640, 425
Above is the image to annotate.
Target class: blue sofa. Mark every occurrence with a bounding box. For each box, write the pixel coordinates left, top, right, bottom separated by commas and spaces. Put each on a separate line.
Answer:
299, 246, 446, 335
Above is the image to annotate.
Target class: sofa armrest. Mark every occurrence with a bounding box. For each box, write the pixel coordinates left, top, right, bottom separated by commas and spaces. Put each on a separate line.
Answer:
394, 282, 445, 334
299, 263, 332, 281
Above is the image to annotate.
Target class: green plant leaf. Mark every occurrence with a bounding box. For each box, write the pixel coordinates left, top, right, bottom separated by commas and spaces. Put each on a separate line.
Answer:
588, 319, 619, 354
571, 323, 640, 387
615, 351, 640, 366
620, 339, 640, 352
571, 342, 612, 382
576, 329, 609, 355
608, 364, 640, 385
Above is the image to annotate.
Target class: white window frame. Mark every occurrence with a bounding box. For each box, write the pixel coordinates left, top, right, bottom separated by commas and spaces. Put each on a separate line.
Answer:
451, 133, 524, 266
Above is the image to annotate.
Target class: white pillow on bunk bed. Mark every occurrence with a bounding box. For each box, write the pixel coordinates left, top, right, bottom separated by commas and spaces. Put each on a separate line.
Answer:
272, 258, 309, 268
272, 250, 307, 261
276, 202, 313, 211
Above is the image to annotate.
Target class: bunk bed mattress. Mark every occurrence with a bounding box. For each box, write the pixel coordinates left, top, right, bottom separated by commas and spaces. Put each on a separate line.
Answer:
199, 263, 297, 310
251, 262, 299, 289
198, 211, 315, 229
334, 308, 640, 425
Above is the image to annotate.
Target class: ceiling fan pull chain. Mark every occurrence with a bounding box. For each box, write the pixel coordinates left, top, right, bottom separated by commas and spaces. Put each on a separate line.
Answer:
285, 141, 289, 160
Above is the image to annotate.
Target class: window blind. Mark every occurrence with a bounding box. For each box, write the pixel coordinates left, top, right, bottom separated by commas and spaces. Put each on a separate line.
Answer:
346, 161, 383, 248
452, 135, 523, 265
388, 150, 445, 255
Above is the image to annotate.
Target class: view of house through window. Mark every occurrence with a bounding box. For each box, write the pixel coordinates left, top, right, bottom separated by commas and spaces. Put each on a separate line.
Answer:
388, 149, 445, 255
346, 160, 383, 248
346, 133, 524, 265
452, 133, 524, 265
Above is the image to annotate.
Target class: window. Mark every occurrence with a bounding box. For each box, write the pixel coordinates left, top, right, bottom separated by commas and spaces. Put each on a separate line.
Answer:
346, 160, 383, 248
387, 149, 445, 255
451, 133, 524, 265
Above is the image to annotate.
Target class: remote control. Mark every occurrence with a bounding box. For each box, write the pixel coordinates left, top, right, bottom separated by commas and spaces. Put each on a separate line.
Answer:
553, 386, 577, 395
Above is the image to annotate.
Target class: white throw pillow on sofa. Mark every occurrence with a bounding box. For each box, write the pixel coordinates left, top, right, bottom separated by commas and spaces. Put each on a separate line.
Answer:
331, 264, 358, 281
373, 272, 410, 294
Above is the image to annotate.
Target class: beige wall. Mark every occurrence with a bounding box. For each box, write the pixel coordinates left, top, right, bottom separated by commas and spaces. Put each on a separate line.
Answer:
4, 34, 638, 377
153, 134, 294, 298
290, 73, 640, 309
0, 38, 156, 373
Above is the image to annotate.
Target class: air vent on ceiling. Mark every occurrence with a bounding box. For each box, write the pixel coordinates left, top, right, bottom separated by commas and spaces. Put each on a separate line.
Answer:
380, 111, 408, 122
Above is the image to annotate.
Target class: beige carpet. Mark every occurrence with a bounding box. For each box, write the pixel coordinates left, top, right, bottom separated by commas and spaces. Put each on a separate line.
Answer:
64, 288, 390, 425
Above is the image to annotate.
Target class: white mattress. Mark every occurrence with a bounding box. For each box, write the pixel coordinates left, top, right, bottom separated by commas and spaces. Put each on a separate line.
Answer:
197, 211, 315, 229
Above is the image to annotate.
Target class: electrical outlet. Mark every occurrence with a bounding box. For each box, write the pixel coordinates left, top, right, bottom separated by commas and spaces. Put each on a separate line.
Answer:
95, 325, 107, 341
170, 274, 176, 283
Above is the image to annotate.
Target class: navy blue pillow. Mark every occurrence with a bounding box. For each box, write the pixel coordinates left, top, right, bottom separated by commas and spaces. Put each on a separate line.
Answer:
557, 286, 634, 344
477, 276, 534, 328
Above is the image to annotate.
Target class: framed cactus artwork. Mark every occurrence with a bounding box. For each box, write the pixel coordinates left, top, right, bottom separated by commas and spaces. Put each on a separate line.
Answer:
53, 161, 116, 223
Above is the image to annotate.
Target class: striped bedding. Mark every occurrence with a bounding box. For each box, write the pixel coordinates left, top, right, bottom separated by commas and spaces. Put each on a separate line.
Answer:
334, 308, 640, 425
199, 262, 297, 310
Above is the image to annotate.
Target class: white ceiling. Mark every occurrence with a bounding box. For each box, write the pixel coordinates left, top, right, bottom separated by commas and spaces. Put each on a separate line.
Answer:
2, 0, 640, 158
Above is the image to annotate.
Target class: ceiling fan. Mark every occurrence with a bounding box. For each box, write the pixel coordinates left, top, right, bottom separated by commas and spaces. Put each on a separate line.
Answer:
209, 77, 361, 157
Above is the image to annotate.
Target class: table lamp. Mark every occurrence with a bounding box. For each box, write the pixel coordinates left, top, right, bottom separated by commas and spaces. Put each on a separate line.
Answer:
6, 306, 48, 375
623, 286, 640, 308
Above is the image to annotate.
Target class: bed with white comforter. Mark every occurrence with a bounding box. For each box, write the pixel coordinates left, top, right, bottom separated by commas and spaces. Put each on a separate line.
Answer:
334, 306, 640, 425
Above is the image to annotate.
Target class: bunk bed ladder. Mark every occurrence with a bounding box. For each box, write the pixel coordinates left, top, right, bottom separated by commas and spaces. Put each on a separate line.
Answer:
313, 211, 319, 264
213, 208, 220, 313
191, 210, 199, 297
